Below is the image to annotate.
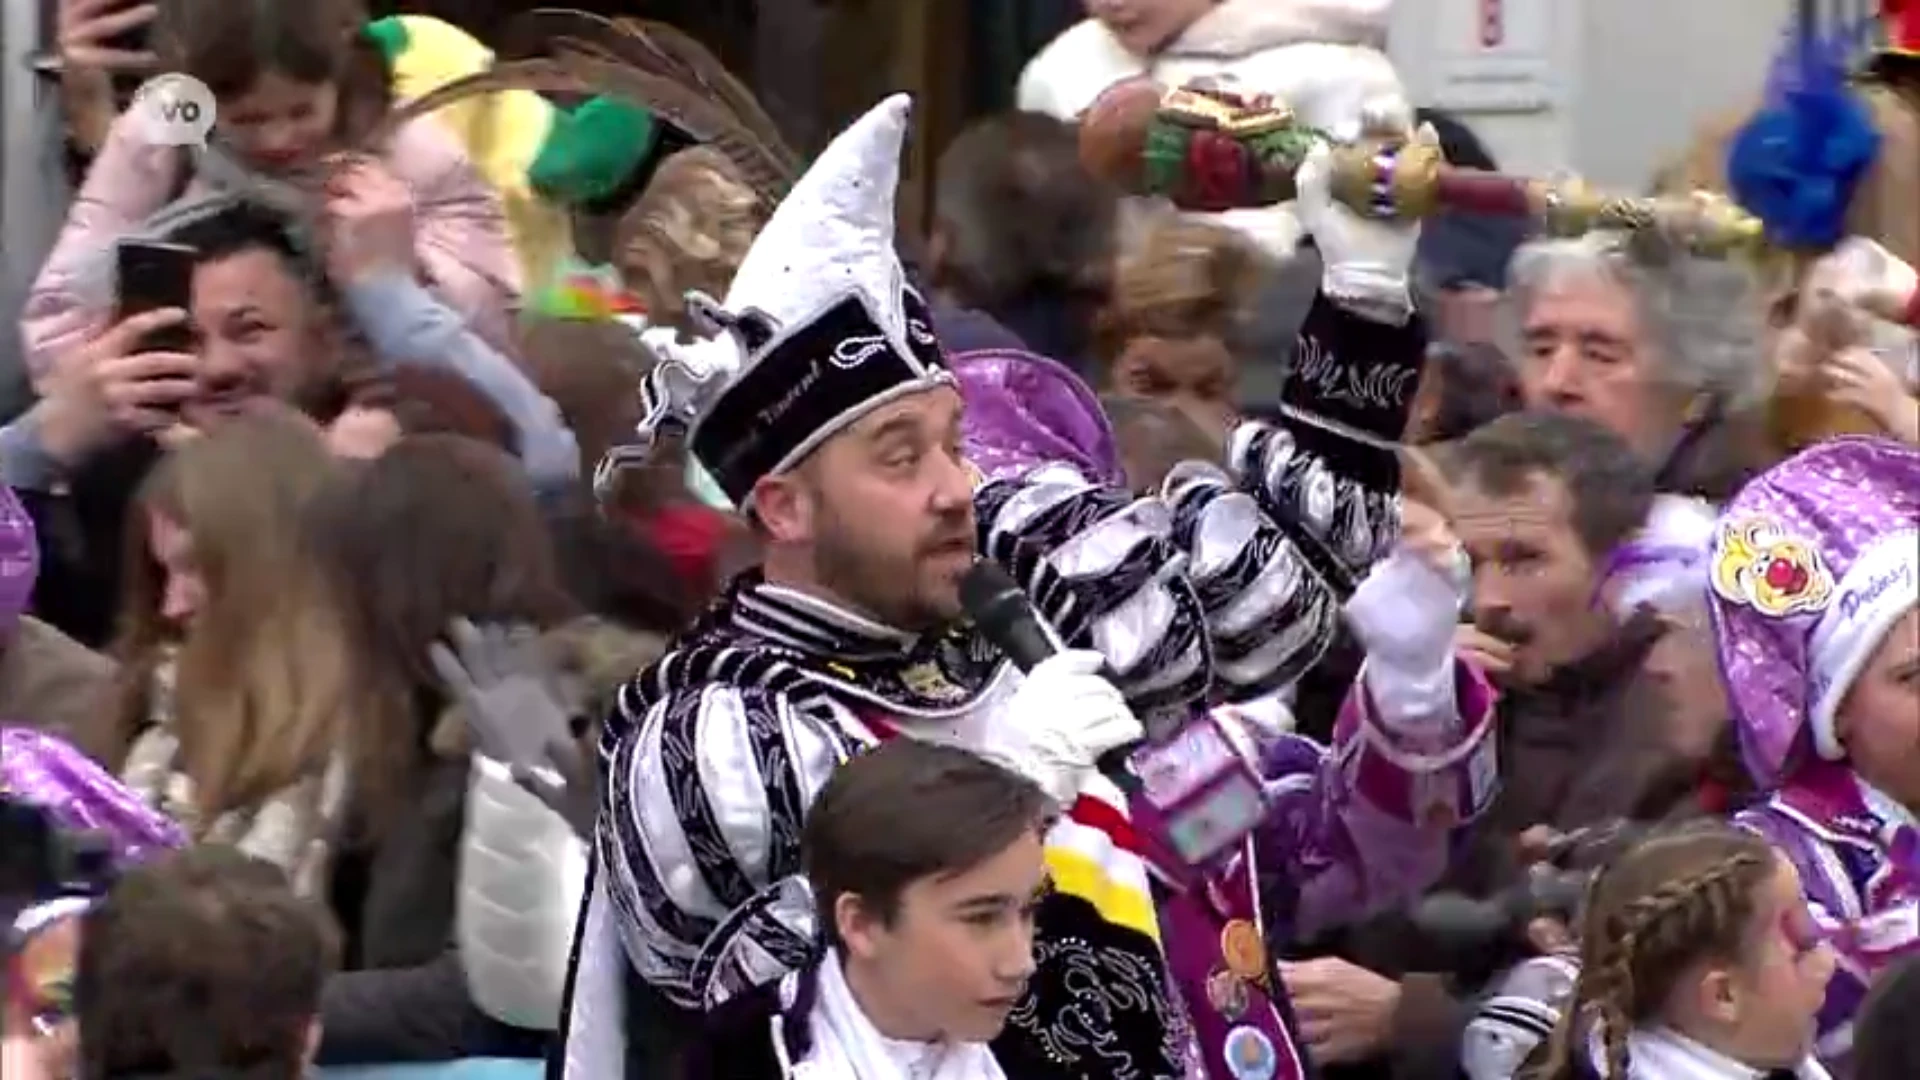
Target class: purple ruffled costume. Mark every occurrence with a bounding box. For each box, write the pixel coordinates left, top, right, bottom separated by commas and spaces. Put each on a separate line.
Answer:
1709, 438, 1920, 1062
2, 727, 186, 865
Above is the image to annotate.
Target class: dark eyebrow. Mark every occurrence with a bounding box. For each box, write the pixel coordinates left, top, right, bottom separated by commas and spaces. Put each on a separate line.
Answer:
953, 892, 1019, 914
951, 877, 1053, 915
866, 416, 922, 447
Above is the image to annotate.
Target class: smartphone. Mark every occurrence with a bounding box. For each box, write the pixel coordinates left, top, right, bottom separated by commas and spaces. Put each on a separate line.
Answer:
114, 240, 197, 353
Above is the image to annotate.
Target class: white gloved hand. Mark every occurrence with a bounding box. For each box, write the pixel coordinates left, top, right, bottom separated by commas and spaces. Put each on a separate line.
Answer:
1002, 650, 1145, 805
1295, 120, 1435, 324
1345, 527, 1466, 731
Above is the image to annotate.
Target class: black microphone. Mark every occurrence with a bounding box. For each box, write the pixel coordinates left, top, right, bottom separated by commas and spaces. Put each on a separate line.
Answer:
958, 562, 1143, 791
959, 562, 1066, 673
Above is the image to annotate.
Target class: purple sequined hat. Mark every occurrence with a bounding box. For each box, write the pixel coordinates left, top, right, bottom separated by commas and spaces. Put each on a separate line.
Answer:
952, 349, 1122, 486
1, 486, 38, 631
1709, 437, 1920, 784
1, 728, 185, 866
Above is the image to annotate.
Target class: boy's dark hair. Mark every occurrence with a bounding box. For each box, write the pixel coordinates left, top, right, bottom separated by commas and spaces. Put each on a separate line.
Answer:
1856, 957, 1920, 1080
1449, 410, 1655, 558
932, 112, 1118, 307
74, 846, 338, 1080
803, 741, 1054, 938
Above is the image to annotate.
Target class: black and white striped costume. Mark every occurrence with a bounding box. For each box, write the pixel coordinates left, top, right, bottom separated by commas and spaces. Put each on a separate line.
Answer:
563, 292, 1428, 1080
561, 89, 1435, 1080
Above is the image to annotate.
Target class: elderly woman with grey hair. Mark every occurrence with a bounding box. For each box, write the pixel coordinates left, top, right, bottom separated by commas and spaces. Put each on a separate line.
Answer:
1496, 233, 1774, 499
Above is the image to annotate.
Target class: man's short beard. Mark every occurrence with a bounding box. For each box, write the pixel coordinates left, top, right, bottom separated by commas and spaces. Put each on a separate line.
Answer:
812, 517, 958, 633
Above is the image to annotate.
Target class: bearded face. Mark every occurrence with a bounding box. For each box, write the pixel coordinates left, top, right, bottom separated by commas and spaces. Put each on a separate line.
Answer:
758, 387, 979, 632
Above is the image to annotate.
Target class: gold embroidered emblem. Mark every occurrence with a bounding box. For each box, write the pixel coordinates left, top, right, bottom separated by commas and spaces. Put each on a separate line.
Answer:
900, 661, 964, 701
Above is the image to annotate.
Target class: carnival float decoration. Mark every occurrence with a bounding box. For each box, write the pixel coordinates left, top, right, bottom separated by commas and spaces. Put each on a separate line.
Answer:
366, 9, 800, 208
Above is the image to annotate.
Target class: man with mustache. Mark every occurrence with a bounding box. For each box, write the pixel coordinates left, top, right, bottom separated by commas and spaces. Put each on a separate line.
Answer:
1445, 412, 1689, 842
1299, 411, 1727, 1080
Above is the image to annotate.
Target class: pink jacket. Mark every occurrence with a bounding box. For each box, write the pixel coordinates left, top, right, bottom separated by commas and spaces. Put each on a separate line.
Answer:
20, 110, 522, 384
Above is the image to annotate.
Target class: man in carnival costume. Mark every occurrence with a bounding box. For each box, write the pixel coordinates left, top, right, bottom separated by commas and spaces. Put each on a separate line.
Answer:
1709, 435, 1920, 1066
558, 95, 1498, 1080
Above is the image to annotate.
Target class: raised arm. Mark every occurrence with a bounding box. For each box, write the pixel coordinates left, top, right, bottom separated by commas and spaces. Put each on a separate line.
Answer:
20, 112, 189, 383
1252, 535, 1498, 943
381, 117, 524, 356
323, 167, 577, 493
338, 274, 579, 492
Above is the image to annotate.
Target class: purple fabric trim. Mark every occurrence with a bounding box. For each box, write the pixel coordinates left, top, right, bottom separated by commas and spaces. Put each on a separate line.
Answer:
1736, 760, 1920, 1053
1249, 659, 1497, 943
1591, 542, 1706, 611
0, 486, 37, 631
1140, 836, 1310, 1080
0, 727, 186, 866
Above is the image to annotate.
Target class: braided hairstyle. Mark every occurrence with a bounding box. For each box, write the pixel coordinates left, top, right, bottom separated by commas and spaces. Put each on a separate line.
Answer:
1529, 821, 1778, 1080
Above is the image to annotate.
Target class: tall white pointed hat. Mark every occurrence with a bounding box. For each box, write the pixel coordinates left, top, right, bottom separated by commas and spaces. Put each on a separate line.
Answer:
632, 94, 950, 506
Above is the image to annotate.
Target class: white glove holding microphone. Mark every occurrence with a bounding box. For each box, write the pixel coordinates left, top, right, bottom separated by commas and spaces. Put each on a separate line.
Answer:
1001, 650, 1145, 805
1296, 106, 1435, 326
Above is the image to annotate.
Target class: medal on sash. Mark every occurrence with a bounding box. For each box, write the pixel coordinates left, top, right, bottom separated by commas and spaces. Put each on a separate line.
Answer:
1224, 1025, 1278, 1080
1220, 918, 1268, 986
1205, 967, 1251, 1020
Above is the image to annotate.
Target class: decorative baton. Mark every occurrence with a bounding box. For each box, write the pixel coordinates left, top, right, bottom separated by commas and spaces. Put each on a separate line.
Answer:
1077, 77, 1767, 258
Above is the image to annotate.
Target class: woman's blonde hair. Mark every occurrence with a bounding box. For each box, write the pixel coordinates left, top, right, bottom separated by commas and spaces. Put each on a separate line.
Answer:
112, 412, 360, 829
1094, 218, 1263, 363
614, 147, 768, 331
1529, 822, 1780, 1080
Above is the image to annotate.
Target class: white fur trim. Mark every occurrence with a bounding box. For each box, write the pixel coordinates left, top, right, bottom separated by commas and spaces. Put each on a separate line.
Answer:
1809, 529, 1919, 760
10, 896, 90, 938
1604, 495, 1718, 617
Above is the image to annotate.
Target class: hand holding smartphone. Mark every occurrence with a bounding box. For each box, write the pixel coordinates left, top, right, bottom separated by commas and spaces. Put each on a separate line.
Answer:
114, 240, 197, 355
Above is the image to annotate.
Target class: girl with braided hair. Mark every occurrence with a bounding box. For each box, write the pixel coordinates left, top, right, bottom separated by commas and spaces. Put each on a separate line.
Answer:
1530, 822, 1836, 1080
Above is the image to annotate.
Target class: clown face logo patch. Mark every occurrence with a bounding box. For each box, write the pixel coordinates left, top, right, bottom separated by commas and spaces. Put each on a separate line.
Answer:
1711, 517, 1836, 618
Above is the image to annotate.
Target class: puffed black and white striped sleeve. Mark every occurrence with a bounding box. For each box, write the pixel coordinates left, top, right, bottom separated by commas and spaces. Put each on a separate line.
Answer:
974, 462, 1213, 717
596, 681, 852, 1011
1159, 459, 1343, 702
1225, 418, 1402, 582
